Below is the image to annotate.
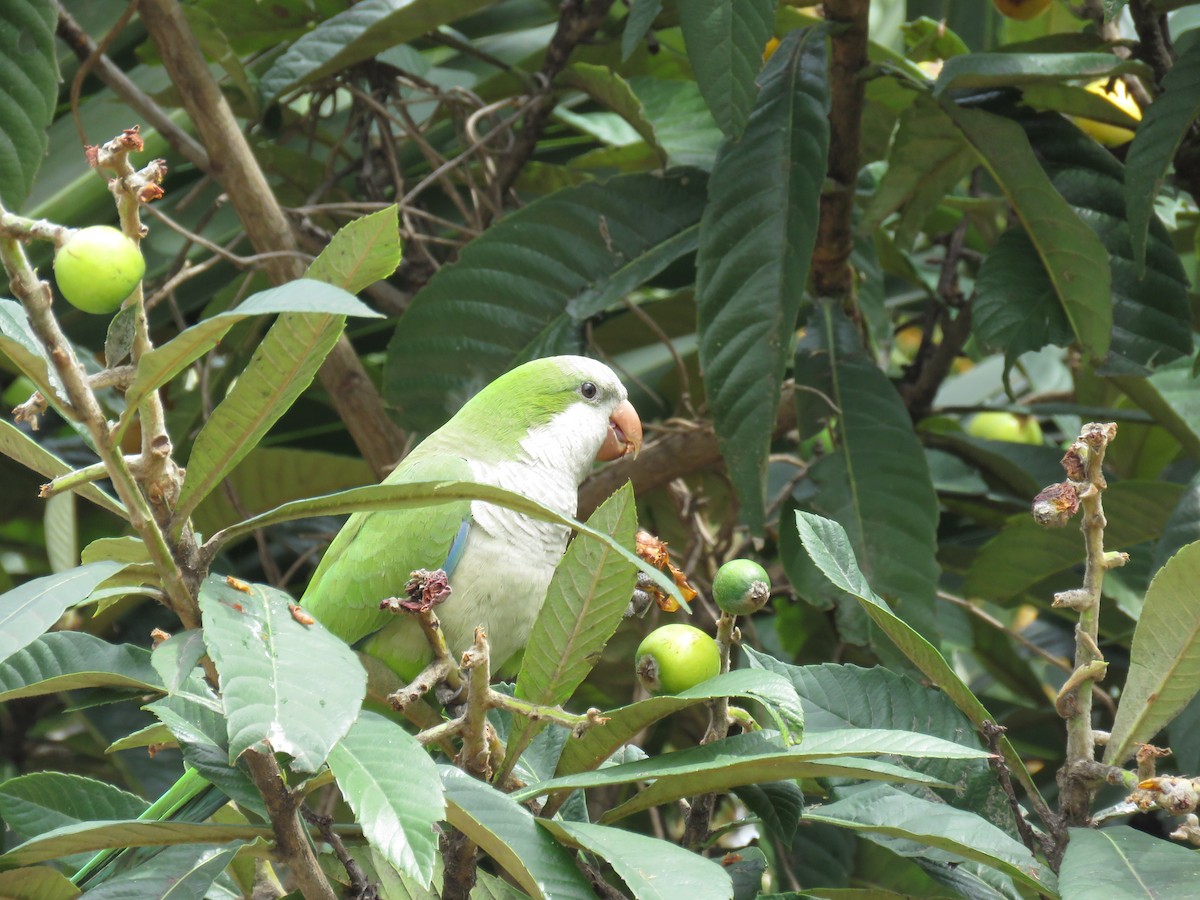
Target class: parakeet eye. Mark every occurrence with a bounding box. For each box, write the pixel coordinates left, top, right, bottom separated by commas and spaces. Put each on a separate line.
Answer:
580, 381, 599, 400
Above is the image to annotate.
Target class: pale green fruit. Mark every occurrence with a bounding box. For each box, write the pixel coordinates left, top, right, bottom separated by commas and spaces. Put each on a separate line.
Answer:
712, 558, 771, 616
54, 226, 145, 314
966, 411, 1043, 445
635, 624, 720, 694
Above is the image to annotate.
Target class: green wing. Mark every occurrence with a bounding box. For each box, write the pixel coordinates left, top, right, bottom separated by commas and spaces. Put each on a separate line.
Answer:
301, 452, 473, 646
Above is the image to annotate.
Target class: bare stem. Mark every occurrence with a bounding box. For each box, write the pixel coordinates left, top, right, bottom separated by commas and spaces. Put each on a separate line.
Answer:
681, 612, 737, 848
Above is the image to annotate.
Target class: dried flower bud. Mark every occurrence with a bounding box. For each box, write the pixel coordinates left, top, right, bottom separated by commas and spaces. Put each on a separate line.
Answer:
1061, 443, 1087, 481
1079, 421, 1117, 449
634, 530, 697, 612
1032, 481, 1080, 527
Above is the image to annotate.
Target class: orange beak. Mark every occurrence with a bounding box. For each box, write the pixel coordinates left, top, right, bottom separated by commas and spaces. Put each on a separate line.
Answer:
597, 399, 642, 461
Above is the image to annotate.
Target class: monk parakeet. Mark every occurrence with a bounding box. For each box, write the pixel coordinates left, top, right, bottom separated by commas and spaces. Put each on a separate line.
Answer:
72, 355, 641, 887
302, 354, 642, 678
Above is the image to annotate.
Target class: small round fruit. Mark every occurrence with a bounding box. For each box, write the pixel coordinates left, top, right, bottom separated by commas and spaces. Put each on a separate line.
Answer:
966, 411, 1044, 445
53, 226, 145, 314
1072, 78, 1142, 147
992, 0, 1052, 20
635, 624, 720, 695
712, 559, 771, 616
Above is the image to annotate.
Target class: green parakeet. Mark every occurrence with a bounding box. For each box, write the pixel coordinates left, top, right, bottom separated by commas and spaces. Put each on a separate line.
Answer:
72, 354, 642, 887
302, 353, 642, 678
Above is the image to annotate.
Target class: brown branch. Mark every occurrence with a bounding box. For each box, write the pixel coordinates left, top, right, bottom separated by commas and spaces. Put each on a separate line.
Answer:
1128, 0, 1175, 86
492, 0, 617, 207
982, 721, 1062, 864
302, 807, 377, 899
811, 0, 869, 303
137, 0, 406, 480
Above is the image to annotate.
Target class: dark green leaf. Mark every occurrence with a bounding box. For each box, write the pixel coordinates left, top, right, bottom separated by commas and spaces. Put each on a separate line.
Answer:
197, 575, 366, 772
696, 27, 829, 531
0, 0, 57, 208
77, 843, 243, 900
386, 170, 706, 432
0, 562, 125, 664
933, 52, 1141, 96
328, 711, 444, 883
622, 0, 663, 61
0, 773, 148, 841
1126, 40, 1200, 272
678, 0, 775, 138
0, 632, 160, 702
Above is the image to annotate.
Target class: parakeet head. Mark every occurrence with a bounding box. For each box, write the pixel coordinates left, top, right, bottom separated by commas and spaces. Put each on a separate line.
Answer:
453, 356, 642, 475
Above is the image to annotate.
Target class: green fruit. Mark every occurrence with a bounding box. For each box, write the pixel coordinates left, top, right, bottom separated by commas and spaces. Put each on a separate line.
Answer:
53, 226, 145, 314
965, 411, 1043, 445
712, 558, 771, 616
635, 624, 720, 694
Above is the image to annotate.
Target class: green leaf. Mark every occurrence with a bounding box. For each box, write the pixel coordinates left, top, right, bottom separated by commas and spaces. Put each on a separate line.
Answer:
806, 785, 1055, 896
555, 669, 807, 777
793, 511, 1046, 808
696, 27, 829, 531
933, 52, 1141, 95
0, 820, 268, 868
0, 773, 148, 841
328, 711, 444, 884
385, 170, 706, 432
943, 103, 1112, 360
860, 94, 976, 248
42, 493, 76, 573
561, 65, 666, 165
965, 481, 1182, 603
791, 305, 940, 638
0, 562, 125, 665
1104, 542, 1200, 764
0, 419, 125, 516
973, 227, 1074, 369
540, 820, 734, 900
731, 780, 804, 844
1059, 826, 1200, 898
0, 866, 79, 900
1126, 41, 1200, 273
622, 0, 663, 60
75, 843, 243, 900
440, 766, 594, 900
303, 204, 403, 293
630, 78, 724, 170
1114, 361, 1200, 462
0, 632, 159, 702
149, 630, 207, 695
259, 0, 496, 100
0, 0, 58, 208
117, 278, 381, 437
197, 575, 366, 772
678, 0, 775, 138
0, 300, 66, 412
191, 447, 373, 537
508, 483, 638, 766
205, 480, 684, 609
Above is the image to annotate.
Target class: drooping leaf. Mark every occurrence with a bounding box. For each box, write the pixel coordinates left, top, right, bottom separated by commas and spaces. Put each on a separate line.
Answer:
197, 575, 366, 772
806, 785, 1055, 896
205, 480, 684, 608
259, 0, 496, 100
1114, 360, 1200, 462
328, 712, 444, 883
792, 511, 1045, 808
860, 94, 976, 248
1126, 40, 1200, 272
790, 304, 940, 639
0, 0, 58, 208
0, 562, 125, 665
1059, 826, 1200, 898
677, 0, 775, 138
507, 484, 638, 767
440, 766, 594, 900
561, 64, 666, 165
0, 773, 148, 841
933, 52, 1140, 96
0, 632, 160, 702
0, 300, 67, 412
943, 103, 1111, 360
0, 419, 125, 516
540, 820, 734, 900
555, 669, 807, 777
1104, 542, 1200, 764
385, 170, 706, 432
696, 27, 829, 531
